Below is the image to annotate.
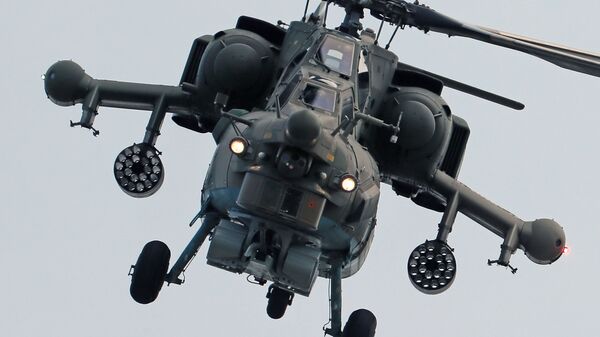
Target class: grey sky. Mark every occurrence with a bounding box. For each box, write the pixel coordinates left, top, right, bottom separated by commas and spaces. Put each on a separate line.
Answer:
2, 1, 599, 336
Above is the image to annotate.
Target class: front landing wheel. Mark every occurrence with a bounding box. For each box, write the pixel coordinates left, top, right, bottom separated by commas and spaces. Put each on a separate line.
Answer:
129, 240, 170, 304
342, 309, 377, 337
266, 285, 294, 319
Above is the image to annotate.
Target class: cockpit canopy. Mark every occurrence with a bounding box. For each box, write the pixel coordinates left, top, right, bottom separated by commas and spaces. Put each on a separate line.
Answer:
316, 35, 355, 77
301, 82, 337, 113
269, 33, 359, 126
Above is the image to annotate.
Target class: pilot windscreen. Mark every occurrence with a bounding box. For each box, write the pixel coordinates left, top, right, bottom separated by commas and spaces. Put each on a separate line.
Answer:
317, 36, 355, 76
302, 84, 336, 113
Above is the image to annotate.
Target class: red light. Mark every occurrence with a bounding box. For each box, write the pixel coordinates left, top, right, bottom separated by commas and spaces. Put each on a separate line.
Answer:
562, 245, 571, 255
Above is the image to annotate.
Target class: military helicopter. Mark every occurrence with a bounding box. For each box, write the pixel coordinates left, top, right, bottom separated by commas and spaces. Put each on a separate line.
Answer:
42, 1, 599, 336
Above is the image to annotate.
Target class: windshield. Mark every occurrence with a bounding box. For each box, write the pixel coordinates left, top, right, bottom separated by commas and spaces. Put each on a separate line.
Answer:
316, 35, 355, 77
301, 83, 337, 113
279, 74, 302, 106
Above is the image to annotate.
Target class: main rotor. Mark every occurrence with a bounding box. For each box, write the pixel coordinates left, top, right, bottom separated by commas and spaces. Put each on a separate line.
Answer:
331, 0, 459, 36
304, 0, 600, 77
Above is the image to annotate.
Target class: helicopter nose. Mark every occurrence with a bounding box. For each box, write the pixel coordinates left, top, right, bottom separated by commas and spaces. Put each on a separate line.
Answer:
285, 109, 322, 148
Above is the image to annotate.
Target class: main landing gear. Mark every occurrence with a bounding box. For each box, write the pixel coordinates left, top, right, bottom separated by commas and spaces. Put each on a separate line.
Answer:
128, 214, 219, 304
128, 240, 171, 304
266, 285, 294, 319
342, 309, 377, 337
263, 261, 376, 336
262, 262, 376, 337
323, 262, 377, 337
128, 215, 377, 336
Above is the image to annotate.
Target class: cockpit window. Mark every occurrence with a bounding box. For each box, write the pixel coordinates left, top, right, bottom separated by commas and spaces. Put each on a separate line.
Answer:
341, 89, 355, 121
301, 84, 337, 113
279, 73, 302, 106
316, 35, 355, 77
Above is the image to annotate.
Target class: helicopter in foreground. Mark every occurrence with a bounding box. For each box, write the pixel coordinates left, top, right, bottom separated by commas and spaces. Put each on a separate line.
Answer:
43, 1, 599, 336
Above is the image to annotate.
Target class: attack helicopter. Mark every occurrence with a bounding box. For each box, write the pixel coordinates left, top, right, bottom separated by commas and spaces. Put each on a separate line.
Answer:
42, 1, 600, 336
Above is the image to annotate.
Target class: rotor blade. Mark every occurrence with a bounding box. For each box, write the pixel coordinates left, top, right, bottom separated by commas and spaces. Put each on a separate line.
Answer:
475, 26, 600, 77
399, 2, 600, 77
477, 26, 600, 63
396, 61, 525, 110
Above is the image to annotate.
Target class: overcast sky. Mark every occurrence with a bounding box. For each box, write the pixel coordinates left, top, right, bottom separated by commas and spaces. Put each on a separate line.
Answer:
2, 1, 599, 336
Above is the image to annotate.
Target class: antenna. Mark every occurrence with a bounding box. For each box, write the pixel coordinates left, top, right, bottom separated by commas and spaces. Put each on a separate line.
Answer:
302, 0, 311, 22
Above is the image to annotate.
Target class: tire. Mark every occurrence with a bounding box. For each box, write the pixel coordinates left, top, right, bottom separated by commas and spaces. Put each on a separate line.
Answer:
342, 309, 377, 337
266, 286, 292, 319
130, 240, 171, 304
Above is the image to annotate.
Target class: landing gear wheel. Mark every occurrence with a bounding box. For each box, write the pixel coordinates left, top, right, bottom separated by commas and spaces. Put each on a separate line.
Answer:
266, 285, 294, 319
342, 309, 377, 337
130, 240, 171, 304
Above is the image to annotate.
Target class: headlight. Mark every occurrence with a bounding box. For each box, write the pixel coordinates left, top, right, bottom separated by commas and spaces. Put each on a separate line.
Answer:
229, 137, 248, 156
340, 174, 358, 192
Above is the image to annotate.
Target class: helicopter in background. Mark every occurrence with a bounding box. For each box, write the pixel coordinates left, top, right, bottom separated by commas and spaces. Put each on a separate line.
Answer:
42, 1, 599, 336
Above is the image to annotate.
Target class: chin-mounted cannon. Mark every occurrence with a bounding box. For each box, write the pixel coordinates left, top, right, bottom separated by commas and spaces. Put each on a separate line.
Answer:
407, 170, 567, 294
43, 60, 191, 197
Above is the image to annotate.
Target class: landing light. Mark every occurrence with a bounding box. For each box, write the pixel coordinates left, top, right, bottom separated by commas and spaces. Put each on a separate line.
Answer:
562, 245, 571, 255
229, 137, 248, 156
340, 175, 358, 192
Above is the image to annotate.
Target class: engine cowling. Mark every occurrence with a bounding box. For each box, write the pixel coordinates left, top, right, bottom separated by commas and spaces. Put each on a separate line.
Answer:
196, 28, 279, 110
359, 87, 452, 184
